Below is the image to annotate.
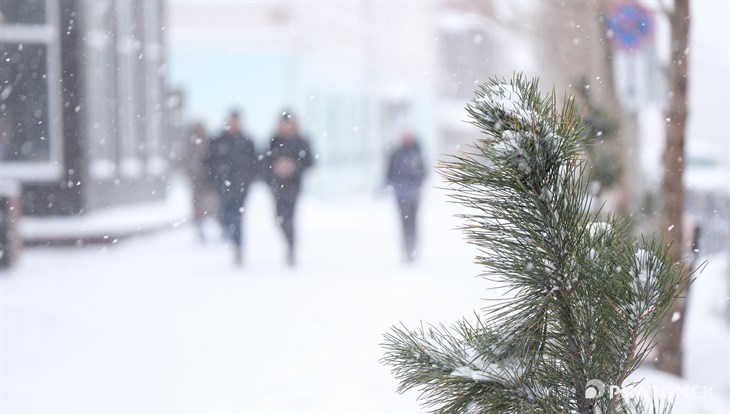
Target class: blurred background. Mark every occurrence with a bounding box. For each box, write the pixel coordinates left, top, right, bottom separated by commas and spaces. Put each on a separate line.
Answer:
0, 1, 728, 413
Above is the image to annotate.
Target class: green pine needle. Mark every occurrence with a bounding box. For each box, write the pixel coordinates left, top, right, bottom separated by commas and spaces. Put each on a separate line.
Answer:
381, 74, 689, 414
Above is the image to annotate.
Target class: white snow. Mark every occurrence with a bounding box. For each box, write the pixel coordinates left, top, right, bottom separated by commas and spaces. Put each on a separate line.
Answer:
476, 83, 541, 128
671, 311, 681, 323
451, 365, 492, 382
587, 221, 612, 238
1, 181, 485, 414
633, 248, 652, 289
492, 130, 525, 160
450, 350, 525, 384
624, 254, 730, 413
477, 83, 522, 109
683, 254, 730, 406
450, 360, 522, 383
1, 180, 727, 413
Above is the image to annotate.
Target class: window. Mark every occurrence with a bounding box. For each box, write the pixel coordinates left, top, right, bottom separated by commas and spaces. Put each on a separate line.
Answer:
0, 0, 46, 25
0, 0, 62, 180
0, 42, 50, 162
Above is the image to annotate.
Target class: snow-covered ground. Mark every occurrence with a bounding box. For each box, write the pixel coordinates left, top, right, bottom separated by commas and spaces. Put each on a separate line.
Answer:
1, 182, 728, 413
628, 253, 730, 413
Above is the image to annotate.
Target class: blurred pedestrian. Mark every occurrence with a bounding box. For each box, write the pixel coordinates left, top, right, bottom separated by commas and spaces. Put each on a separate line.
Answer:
204, 111, 258, 266
184, 122, 218, 243
264, 110, 314, 267
386, 130, 426, 263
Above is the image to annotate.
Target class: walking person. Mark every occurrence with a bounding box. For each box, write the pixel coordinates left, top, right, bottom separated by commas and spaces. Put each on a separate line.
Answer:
183, 121, 218, 243
204, 111, 258, 266
264, 110, 314, 267
386, 130, 426, 263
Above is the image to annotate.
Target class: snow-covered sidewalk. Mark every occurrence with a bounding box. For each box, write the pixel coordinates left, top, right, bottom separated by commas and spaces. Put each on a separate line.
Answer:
1, 185, 484, 413
1, 185, 728, 413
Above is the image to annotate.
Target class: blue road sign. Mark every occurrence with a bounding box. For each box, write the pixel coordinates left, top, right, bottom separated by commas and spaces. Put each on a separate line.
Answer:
606, 3, 653, 51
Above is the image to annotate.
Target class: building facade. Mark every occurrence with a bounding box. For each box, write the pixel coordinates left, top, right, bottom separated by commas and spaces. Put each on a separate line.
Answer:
167, 1, 443, 195
0, 0, 168, 216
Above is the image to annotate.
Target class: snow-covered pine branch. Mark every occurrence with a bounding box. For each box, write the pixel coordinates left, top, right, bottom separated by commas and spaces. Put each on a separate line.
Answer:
382, 74, 689, 414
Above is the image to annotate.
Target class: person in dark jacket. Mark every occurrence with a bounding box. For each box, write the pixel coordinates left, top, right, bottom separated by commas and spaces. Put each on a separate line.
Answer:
204, 111, 258, 266
386, 130, 426, 262
264, 110, 314, 266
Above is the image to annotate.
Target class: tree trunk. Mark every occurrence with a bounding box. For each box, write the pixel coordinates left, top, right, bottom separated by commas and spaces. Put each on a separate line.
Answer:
655, 0, 690, 377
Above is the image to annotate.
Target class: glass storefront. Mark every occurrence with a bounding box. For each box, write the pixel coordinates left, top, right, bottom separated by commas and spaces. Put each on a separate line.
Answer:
0, 0, 46, 25
0, 42, 50, 162
0, 0, 55, 166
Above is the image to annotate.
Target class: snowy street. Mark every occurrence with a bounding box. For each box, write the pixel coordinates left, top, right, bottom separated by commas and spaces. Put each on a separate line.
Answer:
1, 1, 727, 412
2, 183, 729, 413
1, 184, 487, 413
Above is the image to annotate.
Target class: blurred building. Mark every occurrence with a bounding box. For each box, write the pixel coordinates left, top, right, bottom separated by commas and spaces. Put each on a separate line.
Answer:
172, 1, 719, 199
435, 1, 522, 155
168, 1, 531, 194
0, 0, 169, 216
169, 2, 428, 194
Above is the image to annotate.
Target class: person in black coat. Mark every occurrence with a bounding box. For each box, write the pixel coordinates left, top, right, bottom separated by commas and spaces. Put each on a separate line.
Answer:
386, 130, 426, 262
264, 111, 314, 266
204, 111, 258, 265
